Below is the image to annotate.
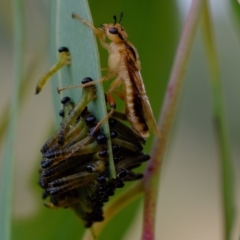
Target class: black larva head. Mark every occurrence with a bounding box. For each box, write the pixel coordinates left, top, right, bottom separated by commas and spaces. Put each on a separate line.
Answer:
117, 169, 127, 179
39, 177, 47, 188
89, 127, 100, 137
42, 190, 48, 199
115, 179, 124, 188
82, 77, 93, 84
59, 109, 64, 117
113, 156, 122, 163
61, 96, 71, 105
110, 130, 118, 138
85, 165, 93, 173
85, 115, 96, 126
112, 144, 120, 153
98, 150, 108, 158
109, 118, 117, 128
97, 175, 108, 184
41, 159, 53, 168
142, 154, 151, 162
50, 196, 59, 206
98, 185, 108, 193
58, 46, 69, 53
96, 134, 107, 145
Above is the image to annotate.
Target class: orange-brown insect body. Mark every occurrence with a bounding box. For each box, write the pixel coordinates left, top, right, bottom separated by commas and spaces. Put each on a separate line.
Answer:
100, 21, 159, 138
70, 13, 161, 138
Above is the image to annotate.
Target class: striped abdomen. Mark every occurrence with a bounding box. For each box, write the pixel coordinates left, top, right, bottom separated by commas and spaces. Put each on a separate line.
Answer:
123, 74, 149, 138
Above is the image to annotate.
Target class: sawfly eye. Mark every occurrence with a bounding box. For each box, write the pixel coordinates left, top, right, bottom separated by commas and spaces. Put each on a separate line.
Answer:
109, 27, 118, 35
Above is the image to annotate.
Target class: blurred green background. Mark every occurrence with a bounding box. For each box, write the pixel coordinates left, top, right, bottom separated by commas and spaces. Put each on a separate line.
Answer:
0, 0, 240, 239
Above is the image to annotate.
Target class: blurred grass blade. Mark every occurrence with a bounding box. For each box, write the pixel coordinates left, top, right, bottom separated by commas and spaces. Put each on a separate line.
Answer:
201, 3, 235, 239
0, 57, 42, 145
0, 1, 24, 239
142, 0, 207, 239
49, 0, 115, 179
228, 0, 240, 27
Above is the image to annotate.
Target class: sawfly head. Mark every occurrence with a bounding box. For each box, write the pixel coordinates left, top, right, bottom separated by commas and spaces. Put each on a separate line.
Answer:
100, 13, 128, 43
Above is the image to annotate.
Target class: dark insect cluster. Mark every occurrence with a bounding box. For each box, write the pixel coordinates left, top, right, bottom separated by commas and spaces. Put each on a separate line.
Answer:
38, 78, 150, 227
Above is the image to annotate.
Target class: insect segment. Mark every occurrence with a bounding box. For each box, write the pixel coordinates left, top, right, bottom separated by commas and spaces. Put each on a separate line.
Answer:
40, 77, 96, 156
35, 46, 71, 94
39, 94, 150, 228
58, 13, 161, 139
58, 77, 97, 146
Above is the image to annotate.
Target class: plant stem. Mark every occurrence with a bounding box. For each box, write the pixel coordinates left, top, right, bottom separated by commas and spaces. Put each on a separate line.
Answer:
49, 0, 115, 179
141, 0, 207, 239
82, 181, 144, 240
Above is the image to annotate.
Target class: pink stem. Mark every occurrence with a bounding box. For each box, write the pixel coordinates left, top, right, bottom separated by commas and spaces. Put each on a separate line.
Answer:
142, 1, 207, 239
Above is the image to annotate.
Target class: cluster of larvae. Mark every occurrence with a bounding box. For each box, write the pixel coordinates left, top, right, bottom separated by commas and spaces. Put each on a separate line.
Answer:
36, 11, 161, 227
39, 78, 150, 227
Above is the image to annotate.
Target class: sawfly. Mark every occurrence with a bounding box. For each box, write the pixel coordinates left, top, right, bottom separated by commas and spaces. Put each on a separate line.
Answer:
58, 13, 161, 139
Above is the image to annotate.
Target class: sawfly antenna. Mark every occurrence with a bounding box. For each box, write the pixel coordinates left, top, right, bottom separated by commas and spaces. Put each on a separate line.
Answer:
119, 12, 123, 23
113, 15, 117, 25
113, 13, 123, 25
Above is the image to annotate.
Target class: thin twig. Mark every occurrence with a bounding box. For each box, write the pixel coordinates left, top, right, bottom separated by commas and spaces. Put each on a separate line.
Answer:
83, 181, 144, 240
141, 0, 207, 239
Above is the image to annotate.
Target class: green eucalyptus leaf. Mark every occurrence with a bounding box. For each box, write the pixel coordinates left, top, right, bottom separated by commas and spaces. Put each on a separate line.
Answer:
49, 0, 115, 177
